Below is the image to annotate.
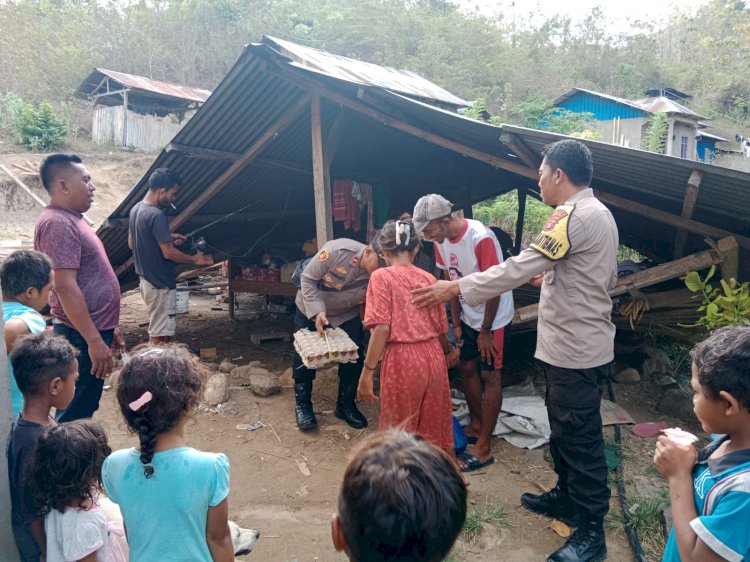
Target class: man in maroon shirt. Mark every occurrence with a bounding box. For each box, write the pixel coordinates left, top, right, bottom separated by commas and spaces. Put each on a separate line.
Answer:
34, 154, 125, 421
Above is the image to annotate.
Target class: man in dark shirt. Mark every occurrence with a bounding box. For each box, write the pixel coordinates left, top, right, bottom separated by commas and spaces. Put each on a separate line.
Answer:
129, 168, 212, 344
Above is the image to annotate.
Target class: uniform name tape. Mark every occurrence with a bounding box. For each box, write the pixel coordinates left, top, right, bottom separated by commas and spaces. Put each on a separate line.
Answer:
531, 204, 574, 260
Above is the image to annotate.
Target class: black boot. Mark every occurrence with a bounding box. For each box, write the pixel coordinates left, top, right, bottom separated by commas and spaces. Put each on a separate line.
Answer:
334, 379, 368, 429
547, 519, 607, 562
294, 381, 317, 430
521, 484, 580, 527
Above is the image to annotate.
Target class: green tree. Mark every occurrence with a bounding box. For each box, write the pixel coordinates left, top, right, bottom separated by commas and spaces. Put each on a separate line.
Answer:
17, 101, 68, 150
644, 112, 669, 153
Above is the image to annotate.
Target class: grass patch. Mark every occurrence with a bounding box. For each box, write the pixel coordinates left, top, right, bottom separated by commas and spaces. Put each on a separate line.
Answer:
462, 503, 513, 543
606, 492, 669, 560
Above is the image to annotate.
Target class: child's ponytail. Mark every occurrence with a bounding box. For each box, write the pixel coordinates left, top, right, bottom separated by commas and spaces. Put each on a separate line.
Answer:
133, 408, 157, 478
116, 345, 204, 478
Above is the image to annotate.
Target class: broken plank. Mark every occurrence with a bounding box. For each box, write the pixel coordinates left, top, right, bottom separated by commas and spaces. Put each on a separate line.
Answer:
512, 238, 738, 325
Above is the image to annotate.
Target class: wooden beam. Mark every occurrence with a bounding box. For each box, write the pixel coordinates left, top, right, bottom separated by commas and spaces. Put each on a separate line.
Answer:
89, 88, 129, 101
166, 143, 312, 176
609, 237, 737, 297
500, 132, 542, 168
311, 92, 333, 245
114, 94, 310, 276
103, 208, 310, 230
673, 170, 703, 259
514, 186, 527, 254
121, 90, 129, 147
268, 64, 538, 180
593, 190, 750, 250
166, 143, 239, 162
324, 107, 347, 170
513, 237, 738, 325
0, 164, 46, 207
169, 94, 309, 233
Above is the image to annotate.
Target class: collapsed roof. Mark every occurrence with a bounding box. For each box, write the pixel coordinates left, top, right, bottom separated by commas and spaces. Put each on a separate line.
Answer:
98, 36, 750, 290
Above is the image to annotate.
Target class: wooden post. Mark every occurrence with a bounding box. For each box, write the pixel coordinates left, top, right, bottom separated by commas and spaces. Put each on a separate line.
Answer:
673, 170, 703, 259
228, 258, 236, 321
311, 93, 333, 245
462, 188, 473, 219
121, 89, 129, 147
717, 237, 739, 282
0, 279, 22, 562
515, 186, 527, 254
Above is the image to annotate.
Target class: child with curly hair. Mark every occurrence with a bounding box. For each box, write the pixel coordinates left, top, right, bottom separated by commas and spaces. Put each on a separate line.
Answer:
8, 332, 79, 562
29, 420, 125, 562
357, 218, 459, 457
103, 345, 233, 562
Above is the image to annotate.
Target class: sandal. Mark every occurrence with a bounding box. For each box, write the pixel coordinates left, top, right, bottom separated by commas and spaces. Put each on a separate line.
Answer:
458, 451, 495, 473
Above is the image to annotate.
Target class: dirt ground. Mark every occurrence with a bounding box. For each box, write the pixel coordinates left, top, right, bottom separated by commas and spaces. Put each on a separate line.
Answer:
0, 148, 153, 240
91, 290, 701, 562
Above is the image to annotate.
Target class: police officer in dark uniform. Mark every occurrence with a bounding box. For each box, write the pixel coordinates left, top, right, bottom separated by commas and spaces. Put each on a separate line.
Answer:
293, 237, 383, 430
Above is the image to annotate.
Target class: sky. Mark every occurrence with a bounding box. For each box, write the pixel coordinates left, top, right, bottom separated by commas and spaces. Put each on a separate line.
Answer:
456, 0, 712, 34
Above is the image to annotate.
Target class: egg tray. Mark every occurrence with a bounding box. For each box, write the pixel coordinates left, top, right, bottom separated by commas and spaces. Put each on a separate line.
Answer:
293, 327, 359, 369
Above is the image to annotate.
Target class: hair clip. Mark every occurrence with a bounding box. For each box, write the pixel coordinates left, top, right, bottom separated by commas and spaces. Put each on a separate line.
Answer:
129, 391, 153, 412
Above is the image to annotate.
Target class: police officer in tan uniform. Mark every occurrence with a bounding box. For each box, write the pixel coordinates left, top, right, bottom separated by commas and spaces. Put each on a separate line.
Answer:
293, 238, 383, 430
413, 140, 618, 562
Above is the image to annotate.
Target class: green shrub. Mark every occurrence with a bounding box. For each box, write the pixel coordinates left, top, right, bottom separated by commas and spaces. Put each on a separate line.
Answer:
17, 101, 68, 150
0, 92, 25, 139
683, 265, 750, 330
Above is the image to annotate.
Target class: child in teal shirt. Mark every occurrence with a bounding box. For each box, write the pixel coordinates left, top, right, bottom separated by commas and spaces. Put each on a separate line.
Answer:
1, 250, 54, 418
103, 345, 233, 562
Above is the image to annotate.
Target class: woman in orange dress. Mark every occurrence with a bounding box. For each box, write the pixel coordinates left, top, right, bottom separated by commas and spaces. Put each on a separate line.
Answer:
357, 218, 459, 455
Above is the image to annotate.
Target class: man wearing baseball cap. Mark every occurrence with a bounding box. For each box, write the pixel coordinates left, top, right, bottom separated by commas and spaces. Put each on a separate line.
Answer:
413, 194, 514, 476
412, 139, 618, 562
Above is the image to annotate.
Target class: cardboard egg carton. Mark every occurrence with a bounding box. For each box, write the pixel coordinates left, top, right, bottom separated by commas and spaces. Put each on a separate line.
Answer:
293, 327, 359, 369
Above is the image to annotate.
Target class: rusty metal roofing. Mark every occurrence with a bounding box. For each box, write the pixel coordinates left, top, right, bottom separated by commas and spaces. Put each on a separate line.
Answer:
632, 96, 706, 120
262, 36, 470, 109
97, 38, 750, 289
86, 68, 210, 102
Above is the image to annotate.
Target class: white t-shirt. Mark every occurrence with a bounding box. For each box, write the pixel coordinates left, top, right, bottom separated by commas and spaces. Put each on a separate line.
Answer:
434, 219, 514, 331
46, 505, 109, 562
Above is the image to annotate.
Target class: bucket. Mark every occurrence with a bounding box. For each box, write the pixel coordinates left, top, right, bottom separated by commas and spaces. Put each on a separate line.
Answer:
175, 284, 189, 314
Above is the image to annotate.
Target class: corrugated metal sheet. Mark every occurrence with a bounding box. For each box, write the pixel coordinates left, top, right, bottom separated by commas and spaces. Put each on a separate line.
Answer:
263, 36, 470, 109
556, 90, 648, 120
632, 96, 705, 119
77, 68, 211, 103
553, 88, 648, 115
98, 38, 750, 289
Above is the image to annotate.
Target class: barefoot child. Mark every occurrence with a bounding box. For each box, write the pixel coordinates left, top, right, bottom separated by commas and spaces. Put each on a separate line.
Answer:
654, 326, 750, 562
29, 420, 126, 562
103, 345, 233, 562
357, 219, 459, 458
331, 430, 467, 561
7, 333, 79, 561
1, 249, 54, 418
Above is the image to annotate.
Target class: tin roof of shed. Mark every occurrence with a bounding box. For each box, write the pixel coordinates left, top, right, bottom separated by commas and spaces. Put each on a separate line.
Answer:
97, 38, 750, 288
